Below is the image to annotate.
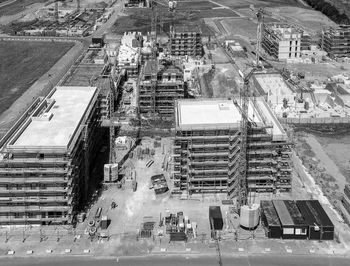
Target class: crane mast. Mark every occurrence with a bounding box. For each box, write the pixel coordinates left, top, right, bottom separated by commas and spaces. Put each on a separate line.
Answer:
256, 9, 263, 68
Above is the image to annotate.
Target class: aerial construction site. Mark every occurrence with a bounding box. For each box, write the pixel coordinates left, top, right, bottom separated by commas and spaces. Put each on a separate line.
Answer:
1, 0, 350, 264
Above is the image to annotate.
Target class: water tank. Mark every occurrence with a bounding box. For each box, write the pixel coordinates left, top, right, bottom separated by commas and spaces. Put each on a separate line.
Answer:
239, 204, 260, 230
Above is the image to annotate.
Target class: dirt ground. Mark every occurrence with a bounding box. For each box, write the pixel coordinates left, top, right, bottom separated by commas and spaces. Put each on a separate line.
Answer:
221, 18, 258, 40
266, 6, 337, 34
1, 136, 349, 256
316, 133, 350, 183
293, 131, 350, 229
210, 63, 241, 97
270, 61, 350, 82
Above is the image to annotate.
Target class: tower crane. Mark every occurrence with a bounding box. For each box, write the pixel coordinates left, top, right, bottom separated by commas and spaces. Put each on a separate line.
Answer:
234, 67, 258, 209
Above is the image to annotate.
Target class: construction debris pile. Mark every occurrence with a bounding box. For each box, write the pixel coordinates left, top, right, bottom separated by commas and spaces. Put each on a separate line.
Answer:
5, 6, 110, 37
150, 174, 168, 194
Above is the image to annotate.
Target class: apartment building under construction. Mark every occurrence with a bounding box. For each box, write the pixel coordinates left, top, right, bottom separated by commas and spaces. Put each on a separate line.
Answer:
321, 25, 350, 58
169, 25, 203, 57
0, 86, 100, 225
173, 98, 292, 195
139, 59, 185, 117
262, 24, 303, 60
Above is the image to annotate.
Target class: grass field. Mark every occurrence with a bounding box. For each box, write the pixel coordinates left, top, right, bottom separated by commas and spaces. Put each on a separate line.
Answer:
0, 0, 46, 16
219, 0, 305, 8
0, 41, 73, 115
222, 18, 258, 39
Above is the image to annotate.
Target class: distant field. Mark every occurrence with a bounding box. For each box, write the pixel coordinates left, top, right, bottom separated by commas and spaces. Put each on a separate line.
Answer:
113, 7, 217, 36
113, 0, 239, 36
221, 18, 258, 39
0, 41, 73, 115
216, 0, 305, 8
0, 0, 46, 16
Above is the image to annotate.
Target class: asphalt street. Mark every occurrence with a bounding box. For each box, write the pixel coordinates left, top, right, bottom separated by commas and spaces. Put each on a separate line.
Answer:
1, 254, 350, 266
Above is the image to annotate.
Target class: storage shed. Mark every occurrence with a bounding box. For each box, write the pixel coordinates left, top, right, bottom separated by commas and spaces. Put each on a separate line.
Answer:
272, 200, 308, 239
296, 200, 334, 240
260, 200, 281, 238
209, 206, 223, 230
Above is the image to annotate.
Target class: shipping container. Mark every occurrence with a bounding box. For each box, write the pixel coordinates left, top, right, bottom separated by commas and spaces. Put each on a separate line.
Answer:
170, 232, 187, 241
95, 207, 102, 219
101, 216, 108, 230
272, 200, 307, 239
209, 206, 223, 230
296, 200, 334, 240
260, 200, 281, 238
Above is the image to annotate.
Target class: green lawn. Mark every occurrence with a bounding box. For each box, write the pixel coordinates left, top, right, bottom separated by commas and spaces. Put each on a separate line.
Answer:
0, 41, 73, 115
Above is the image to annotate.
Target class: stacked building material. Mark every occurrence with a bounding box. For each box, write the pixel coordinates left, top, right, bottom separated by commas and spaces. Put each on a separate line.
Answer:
151, 174, 168, 194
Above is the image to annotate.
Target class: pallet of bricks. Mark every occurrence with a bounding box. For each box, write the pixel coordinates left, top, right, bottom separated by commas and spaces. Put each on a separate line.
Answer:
139, 217, 155, 238
341, 184, 350, 225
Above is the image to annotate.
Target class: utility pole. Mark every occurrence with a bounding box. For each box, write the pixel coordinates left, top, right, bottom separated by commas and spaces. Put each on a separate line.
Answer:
54, 1, 59, 23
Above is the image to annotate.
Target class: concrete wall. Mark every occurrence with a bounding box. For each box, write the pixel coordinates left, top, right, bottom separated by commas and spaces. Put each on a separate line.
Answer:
278, 39, 301, 60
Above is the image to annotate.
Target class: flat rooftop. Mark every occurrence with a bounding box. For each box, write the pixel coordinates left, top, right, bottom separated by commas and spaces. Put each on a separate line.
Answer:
8, 86, 97, 150
175, 98, 287, 140
272, 200, 294, 226
176, 99, 262, 129
254, 74, 294, 97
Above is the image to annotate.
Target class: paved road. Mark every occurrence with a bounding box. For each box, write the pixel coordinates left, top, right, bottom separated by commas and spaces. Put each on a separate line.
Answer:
1, 254, 350, 266
0, 0, 17, 8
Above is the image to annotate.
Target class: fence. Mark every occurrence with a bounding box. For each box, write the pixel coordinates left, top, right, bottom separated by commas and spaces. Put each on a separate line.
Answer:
279, 116, 350, 124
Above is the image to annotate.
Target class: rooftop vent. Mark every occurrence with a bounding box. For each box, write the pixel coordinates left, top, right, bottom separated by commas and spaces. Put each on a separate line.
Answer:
218, 103, 230, 110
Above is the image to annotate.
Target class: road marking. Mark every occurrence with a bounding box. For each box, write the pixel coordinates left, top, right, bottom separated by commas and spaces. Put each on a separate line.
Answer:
238, 248, 244, 252
264, 248, 271, 252
309, 249, 315, 253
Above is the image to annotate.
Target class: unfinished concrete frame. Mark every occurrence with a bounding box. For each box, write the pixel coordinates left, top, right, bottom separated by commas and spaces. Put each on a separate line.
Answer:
173, 100, 292, 195
170, 25, 203, 57
0, 88, 101, 225
139, 60, 185, 117
322, 25, 350, 58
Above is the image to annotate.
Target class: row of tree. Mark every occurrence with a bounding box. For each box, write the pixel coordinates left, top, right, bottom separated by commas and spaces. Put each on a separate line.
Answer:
304, 0, 350, 25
